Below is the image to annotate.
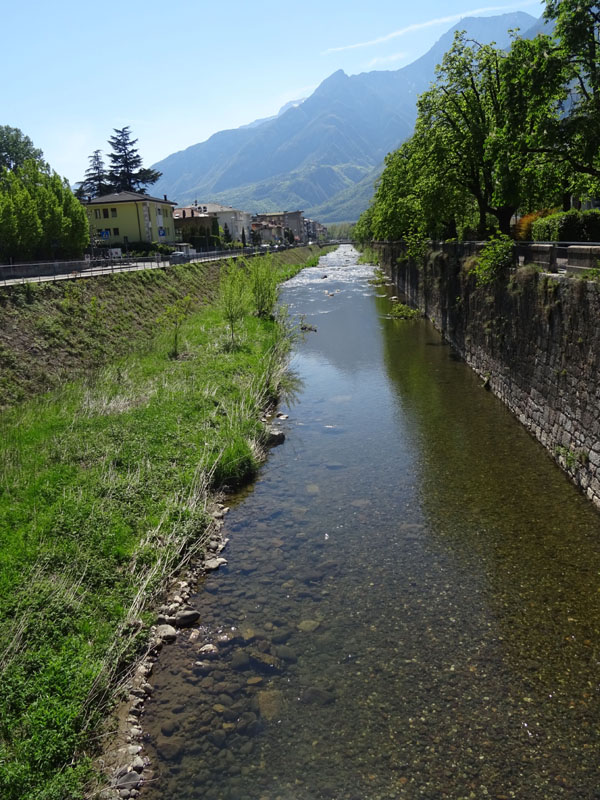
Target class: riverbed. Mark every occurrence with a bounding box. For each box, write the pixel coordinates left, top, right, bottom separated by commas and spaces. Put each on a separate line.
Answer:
140, 245, 600, 799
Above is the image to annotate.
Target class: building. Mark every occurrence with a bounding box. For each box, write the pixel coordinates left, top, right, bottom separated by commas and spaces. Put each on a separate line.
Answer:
250, 220, 284, 244
174, 203, 251, 244
304, 217, 328, 241
84, 191, 177, 247
252, 210, 305, 242
173, 206, 219, 250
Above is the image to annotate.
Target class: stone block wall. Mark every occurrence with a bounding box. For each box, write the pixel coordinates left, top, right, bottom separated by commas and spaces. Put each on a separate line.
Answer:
377, 242, 600, 509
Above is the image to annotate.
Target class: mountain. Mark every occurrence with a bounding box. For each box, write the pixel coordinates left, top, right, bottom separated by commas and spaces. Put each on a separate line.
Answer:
151, 12, 537, 222
238, 99, 306, 130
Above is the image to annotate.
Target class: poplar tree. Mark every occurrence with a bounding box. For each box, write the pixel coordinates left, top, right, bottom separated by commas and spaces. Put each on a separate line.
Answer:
0, 126, 44, 171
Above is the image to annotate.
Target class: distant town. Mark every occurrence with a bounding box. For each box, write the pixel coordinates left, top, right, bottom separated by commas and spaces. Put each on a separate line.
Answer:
85, 191, 328, 259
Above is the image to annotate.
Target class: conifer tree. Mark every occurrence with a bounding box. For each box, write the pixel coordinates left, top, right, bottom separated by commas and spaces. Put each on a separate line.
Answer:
75, 150, 111, 199
106, 126, 161, 193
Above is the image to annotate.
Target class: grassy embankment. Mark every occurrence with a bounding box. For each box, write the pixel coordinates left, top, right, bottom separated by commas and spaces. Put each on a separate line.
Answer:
0, 246, 331, 800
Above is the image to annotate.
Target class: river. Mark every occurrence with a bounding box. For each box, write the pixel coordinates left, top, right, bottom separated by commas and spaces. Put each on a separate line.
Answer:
140, 245, 600, 800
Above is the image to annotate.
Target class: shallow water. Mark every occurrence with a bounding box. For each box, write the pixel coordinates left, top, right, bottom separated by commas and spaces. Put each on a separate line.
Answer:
141, 245, 600, 800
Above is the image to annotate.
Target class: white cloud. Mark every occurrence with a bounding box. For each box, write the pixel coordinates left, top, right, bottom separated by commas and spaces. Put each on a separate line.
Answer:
323, 1, 540, 54
366, 52, 409, 68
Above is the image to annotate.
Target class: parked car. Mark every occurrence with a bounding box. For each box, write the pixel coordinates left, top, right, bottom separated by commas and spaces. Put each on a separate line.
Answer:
170, 251, 191, 264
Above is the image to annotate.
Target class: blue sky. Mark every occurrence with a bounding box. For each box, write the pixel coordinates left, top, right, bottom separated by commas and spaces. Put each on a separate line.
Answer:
5, 0, 544, 186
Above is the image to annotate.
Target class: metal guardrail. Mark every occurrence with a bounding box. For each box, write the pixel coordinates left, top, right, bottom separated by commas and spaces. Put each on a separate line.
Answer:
0, 245, 308, 287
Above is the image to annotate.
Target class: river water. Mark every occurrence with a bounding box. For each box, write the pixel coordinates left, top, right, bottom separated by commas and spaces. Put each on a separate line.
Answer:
141, 245, 600, 800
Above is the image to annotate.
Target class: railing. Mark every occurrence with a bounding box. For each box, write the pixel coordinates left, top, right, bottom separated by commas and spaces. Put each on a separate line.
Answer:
0, 244, 310, 287
373, 240, 600, 275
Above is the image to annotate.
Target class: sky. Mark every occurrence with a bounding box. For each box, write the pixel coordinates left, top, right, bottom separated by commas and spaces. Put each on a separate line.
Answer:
4, 0, 545, 187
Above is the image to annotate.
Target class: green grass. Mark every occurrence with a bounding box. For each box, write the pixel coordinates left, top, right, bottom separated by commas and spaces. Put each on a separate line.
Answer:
388, 301, 421, 319
357, 246, 380, 265
0, 246, 334, 799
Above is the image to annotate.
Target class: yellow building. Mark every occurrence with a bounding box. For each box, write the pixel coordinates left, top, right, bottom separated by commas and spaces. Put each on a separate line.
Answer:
85, 191, 177, 247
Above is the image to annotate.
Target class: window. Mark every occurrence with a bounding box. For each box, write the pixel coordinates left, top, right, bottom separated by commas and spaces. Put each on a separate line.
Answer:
111, 208, 117, 218
103, 208, 109, 219
113, 228, 119, 236
94, 209, 101, 219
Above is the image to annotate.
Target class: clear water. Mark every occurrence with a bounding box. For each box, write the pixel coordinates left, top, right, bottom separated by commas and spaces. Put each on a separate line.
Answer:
141, 245, 600, 800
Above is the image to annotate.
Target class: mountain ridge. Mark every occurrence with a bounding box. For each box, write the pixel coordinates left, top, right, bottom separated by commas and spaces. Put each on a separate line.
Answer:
151, 11, 537, 222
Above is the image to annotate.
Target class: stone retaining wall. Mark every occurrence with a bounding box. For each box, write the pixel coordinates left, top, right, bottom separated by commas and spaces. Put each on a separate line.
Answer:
377, 241, 600, 509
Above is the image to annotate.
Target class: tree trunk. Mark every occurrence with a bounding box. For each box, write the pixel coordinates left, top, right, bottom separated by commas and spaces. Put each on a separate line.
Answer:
494, 206, 515, 237
477, 200, 487, 239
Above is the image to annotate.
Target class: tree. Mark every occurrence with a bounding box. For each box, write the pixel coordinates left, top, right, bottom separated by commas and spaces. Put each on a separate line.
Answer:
0, 160, 88, 262
241, 227, 247, 247
107, 127, 161, 193
0, 126, 44, 171
75, 150, 111, 199
222, 222, 232, 244
211, 216, 221, 247
416, 32, 565, 235
219, 261, 247, 348
542, 1, 600, 183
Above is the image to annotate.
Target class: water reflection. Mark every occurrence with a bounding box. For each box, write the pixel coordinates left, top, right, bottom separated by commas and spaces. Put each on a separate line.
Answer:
141, 246, 600, 800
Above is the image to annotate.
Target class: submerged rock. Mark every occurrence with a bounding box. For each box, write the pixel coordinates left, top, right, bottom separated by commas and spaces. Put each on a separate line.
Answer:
297, 619, 321, 633
258, 690, 284, 721
301, 686, 335, 706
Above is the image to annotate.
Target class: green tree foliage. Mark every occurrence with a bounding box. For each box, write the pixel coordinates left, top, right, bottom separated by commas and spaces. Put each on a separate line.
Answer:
107, 126, 161, 193
417, 32, 565, 236
0, 126, 44, 171
360, 21, 574, 244
0, 160, 88, 262
544, 1, 600, 183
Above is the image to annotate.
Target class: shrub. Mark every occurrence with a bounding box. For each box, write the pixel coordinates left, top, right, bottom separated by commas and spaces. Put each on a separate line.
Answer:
513, 209, 556, 241
247, 255, 277, 318
474, 234, 514, 286
582, 209, 600, 242
219, 260, 248, 347
530, 209, 600, 242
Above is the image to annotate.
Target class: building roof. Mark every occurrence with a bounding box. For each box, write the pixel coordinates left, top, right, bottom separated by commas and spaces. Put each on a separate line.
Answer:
85, 191, 176, 206
177, 202, 248, 215
173, 208, 217, 219
253, 210, 303, 217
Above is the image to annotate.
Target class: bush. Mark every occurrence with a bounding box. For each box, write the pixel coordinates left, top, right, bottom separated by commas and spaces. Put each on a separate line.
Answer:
582, 209, 600, 242
474, 234, 514, 286
530, 209, 600, 242
514, 209, 556, 241
219, 260, 248, 347
247, 255, 277, 318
